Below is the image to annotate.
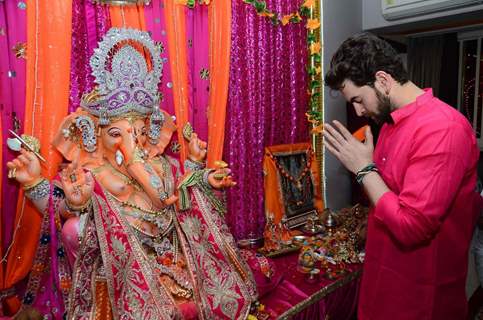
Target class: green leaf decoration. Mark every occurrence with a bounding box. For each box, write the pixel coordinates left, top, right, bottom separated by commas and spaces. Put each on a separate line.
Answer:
311, 92, 321, 100
290, 15, 301, 23
307, 34, 317, 42
254, 1, 267, 13
299, 6, 310, 17
271, 14, 280, 25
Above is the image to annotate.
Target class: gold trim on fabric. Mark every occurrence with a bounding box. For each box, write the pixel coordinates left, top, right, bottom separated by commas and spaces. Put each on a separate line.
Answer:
173, 218, 208, 320
94, 191, 178, 319
192, 188, 255, 320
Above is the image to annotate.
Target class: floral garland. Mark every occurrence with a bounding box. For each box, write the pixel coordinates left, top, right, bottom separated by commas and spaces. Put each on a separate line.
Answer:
241, 0, 312, 26
176, 0, 210, 9
178, 0, 317, 27
240, 0, 324, 133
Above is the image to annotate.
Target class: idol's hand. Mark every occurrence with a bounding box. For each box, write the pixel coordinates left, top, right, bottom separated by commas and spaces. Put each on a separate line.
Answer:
208, 168, 236, 189
60, 161, 94, 207
6, 148, 42, 186
187, 133, 207, 163
322, 120, 374, 174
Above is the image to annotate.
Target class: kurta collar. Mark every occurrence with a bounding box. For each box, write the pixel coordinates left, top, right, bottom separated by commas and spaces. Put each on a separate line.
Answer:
390, 88, 433, 124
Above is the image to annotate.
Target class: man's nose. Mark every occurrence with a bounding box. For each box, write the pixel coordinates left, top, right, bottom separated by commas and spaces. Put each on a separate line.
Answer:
353, 103, 364, 117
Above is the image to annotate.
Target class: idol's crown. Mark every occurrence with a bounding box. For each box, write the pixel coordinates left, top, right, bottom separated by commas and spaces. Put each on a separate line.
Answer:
81, 28, 163, 124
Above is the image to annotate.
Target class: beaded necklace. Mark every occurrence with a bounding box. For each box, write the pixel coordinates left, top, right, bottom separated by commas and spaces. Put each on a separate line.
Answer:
268, 147, 313, 190
106, 192, 174, 239
92, 161, 143, 192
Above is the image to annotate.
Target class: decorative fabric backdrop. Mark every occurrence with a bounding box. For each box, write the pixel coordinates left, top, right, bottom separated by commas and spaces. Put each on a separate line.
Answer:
224, 0, 309, 240
145, 0, 176, 117
187, 5, 210, 141
69, 0, 110, 113
0, 0, 27, 256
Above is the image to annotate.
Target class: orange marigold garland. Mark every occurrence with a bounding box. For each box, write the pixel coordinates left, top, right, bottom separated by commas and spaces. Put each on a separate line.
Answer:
242, 0, 313, 26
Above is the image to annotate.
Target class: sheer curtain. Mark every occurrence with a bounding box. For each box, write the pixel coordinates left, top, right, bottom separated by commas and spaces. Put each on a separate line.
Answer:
407, 35, 444, 96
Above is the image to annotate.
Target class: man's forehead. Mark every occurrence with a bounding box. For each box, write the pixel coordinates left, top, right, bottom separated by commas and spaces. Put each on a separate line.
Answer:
340, 80, 359, 97
340, 79, 359, 91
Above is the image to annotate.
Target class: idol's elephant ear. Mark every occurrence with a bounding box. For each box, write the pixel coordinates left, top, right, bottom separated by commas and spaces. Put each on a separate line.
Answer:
148, 109, 177, 157
52, 108, 103, 167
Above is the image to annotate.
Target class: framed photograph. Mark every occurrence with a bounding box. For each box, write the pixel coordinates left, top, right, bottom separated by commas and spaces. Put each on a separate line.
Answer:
263, 142, 323, 229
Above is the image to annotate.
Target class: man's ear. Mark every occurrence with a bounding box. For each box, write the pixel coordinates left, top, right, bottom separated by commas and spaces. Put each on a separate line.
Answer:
374, 70, 393, 95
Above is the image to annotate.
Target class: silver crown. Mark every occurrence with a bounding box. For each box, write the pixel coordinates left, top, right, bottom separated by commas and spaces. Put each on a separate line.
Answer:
81, 28, 163, 125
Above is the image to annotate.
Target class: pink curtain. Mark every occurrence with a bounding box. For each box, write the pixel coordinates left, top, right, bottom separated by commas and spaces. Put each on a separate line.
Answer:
224, 0, 309, 240
0, 0, 27, 253
145, 2, 211, 147
69, 0, 110, 113
186, 5, 210, 141
144, 0, 176, 117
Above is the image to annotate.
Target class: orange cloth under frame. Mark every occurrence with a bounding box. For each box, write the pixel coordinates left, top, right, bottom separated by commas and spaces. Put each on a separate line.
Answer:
206, 0, 231, 167
263, 142, 324, 225
4, 0, 72, 314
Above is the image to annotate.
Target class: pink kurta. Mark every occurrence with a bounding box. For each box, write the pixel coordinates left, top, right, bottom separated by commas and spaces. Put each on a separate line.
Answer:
359, 89, 481, 319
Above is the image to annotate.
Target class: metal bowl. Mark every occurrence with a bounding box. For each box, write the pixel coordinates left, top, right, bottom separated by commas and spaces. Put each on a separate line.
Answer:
237, 238, 263, 249
292, 235, 307, 245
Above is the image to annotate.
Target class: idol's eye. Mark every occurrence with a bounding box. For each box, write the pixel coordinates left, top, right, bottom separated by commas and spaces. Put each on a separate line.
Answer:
141, 127, 147, 135
107, 128, 122, 138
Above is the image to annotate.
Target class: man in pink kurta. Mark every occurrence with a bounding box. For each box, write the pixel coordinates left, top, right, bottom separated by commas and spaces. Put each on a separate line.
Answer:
323, 32, 481, 319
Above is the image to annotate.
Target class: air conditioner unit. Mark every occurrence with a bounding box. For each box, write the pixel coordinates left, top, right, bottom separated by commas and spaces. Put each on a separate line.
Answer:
382, 0, 483, 21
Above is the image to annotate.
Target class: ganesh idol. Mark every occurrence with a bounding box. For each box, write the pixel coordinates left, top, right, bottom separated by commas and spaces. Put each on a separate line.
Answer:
6, 28, 258, 320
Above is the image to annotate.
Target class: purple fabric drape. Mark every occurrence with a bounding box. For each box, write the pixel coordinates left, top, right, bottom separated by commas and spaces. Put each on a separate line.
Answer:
69, 0, 110, 113
144, 0, 176, 117
225, 0, 309, 240
0, 0, 27, 253
186, 5, 209, 141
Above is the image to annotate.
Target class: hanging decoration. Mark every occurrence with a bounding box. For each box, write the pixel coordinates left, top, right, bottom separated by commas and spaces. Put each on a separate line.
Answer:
267, 147, 314, 190
12, 42, 27, 59
304, 0, 326, 206
178, 0, 313, 27
240, 0, 314, 26
176, 0, 210, 9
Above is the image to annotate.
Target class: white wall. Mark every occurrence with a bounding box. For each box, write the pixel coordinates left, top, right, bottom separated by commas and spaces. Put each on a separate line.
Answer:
322, 0, 362, 209
362, 0, 483, 31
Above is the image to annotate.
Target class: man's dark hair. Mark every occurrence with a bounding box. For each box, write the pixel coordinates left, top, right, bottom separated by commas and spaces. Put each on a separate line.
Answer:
325, 32, 408, 90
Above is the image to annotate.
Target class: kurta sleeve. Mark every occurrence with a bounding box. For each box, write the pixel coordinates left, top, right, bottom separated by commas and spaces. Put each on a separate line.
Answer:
373, 121, 475, 248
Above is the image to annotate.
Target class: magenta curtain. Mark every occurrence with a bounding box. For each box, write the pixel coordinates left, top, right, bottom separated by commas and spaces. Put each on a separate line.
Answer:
146, 2, 211, 144
224, 0, 309, 240
0, 0, 27, 253
186, 5, 210, 141
69, 0, 110, 113
144, 0, 176, 117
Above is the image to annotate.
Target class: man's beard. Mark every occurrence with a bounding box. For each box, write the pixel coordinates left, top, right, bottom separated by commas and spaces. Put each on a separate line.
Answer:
367, 88, 395, 125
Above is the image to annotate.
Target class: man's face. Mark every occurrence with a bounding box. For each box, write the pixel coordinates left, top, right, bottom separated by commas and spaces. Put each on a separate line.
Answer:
340, 79, 393, 124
